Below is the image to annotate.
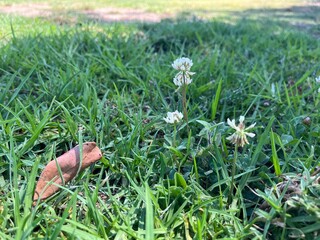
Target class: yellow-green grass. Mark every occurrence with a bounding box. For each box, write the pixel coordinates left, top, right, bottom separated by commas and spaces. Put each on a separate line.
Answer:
0, 0, 308, 13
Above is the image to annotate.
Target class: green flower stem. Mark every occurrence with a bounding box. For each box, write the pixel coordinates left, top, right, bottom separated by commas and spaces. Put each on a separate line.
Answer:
173, 123, 180, 170
182, 73, 189, 129
228, 144, 238, 205
173, 123, 177, 148
182, 85, 188, 121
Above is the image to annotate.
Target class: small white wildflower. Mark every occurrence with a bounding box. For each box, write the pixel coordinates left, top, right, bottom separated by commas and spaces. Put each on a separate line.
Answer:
173, 71, 195, 86
316, 76, 320, 83
226, 116, 256, 147
164, 111, 183, 124
172, 57, 193, 71
172, 57, 195, 87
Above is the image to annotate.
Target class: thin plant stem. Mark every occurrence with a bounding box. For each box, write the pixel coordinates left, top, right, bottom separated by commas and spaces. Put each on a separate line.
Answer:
173, 123, 180, 170
228, 144, 238, 205
173, 123, 177, 148
182, 85, 188, 122
182, 73, 189, 129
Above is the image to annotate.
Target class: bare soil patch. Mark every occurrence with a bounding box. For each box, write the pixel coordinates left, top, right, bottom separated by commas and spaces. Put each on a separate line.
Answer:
83, 8, 172, 23
0, 3, 52, 18
0, 3, 172, 22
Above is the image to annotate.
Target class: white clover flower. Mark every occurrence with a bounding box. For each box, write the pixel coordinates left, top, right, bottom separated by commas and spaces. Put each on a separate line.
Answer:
172, 57, 195, 87
226, 116, 256, 147
164, 111, 183, 124
172, 57, 193, 71
173, 71, 194, 86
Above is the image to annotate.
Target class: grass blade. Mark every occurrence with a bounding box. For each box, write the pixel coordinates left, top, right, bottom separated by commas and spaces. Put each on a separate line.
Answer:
270, 130, 281, 176
211, 78, 222, 121
145, 183, 154, 240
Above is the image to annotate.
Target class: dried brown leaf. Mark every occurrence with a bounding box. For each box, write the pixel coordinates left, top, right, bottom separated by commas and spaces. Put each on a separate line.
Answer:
33, 142, 102, 202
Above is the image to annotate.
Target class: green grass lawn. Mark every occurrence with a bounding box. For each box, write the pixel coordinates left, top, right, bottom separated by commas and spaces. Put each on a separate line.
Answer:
0, 1, 320, 239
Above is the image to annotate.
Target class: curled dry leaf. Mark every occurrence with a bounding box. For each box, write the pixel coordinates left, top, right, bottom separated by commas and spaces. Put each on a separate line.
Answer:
33, 142, 102, 202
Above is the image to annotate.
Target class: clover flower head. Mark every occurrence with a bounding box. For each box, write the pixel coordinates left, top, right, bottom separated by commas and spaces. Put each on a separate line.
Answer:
172, 57, 195, 87
173, 71, 194, 86
226, 116, 256, 147
172, 57, 193, 71
164, 111, 183, 124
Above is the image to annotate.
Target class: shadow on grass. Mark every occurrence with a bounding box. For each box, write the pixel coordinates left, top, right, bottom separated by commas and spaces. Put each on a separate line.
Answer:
234, 4, 320, 37
171, 4, 320, 38
1, 12, 320, 175
1, 12, 319, 104
1, 9, 320, 240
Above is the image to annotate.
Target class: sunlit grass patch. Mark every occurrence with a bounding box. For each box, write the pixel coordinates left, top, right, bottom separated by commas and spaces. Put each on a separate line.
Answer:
0, 7, 320, 239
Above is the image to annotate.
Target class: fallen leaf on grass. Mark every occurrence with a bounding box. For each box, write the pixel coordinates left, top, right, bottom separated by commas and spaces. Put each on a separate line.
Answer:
33, 142, 102, 202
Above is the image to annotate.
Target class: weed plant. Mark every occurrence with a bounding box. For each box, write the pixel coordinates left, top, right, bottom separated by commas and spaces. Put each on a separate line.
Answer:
0, 14, 320, 239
